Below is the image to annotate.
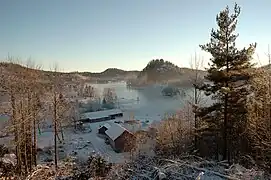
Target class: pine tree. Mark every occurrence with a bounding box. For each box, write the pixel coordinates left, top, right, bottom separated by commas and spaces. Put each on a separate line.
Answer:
197, 3, 256, 162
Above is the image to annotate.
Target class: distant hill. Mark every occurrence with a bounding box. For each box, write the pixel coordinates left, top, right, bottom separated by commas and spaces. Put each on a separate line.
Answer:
0, 62, 90, 86
138, 59, 182, 81
128, 59, 207, 87
0, 62, 138, 84
79, 68, 140, 82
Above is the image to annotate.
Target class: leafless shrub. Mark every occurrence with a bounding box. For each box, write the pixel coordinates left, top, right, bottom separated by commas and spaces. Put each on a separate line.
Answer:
155, 110, 193, 157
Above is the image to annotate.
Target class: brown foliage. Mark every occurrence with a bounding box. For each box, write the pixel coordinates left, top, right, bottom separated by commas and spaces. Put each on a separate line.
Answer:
155, 110, 193, 157
245, 68, 271, 169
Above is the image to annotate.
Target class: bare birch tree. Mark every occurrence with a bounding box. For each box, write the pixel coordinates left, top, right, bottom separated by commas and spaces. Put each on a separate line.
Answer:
188, 53, 205, 151
49, 64, 69, 171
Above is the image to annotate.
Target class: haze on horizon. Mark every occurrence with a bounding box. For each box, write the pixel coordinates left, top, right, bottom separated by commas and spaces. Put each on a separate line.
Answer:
0, 0, 271, 72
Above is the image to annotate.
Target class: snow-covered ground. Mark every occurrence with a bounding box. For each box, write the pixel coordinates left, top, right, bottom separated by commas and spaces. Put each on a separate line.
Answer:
0, 82, 207, 164
37, 118, 133, 164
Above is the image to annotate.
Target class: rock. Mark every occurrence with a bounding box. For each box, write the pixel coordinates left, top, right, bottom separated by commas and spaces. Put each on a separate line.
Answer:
1, 153, 16, 166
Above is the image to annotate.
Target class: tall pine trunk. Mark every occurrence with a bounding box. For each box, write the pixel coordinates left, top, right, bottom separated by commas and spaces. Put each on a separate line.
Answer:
223, 29, 230, 163
224, 94, 229, 161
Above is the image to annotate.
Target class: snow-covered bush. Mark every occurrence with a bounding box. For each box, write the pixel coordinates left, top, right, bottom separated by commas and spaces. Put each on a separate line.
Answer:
87, 154, 112, 177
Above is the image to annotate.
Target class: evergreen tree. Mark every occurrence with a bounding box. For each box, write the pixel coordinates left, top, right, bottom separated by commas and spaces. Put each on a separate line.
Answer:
197, 3, 256, 162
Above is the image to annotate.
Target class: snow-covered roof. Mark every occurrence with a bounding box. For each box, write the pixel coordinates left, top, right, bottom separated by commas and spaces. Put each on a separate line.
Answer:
105, 124, 128, 141
100, 123, 111, 129
80, 109, 123, 120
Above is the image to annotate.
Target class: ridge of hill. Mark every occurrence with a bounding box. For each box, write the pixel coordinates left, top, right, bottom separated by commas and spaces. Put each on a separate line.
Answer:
79, 68, 139, 81
0, 62, 89, 86
1, 61, 269, 87
129, 59, 207, 87
0, 60, 207, 86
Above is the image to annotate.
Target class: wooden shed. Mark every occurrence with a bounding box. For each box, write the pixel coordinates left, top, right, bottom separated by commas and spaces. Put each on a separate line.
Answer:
105, 124, 136, 153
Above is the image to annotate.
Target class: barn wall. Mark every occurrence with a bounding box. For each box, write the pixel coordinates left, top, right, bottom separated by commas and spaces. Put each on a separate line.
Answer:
109, 138, 116, 151
114, 131, 136, 152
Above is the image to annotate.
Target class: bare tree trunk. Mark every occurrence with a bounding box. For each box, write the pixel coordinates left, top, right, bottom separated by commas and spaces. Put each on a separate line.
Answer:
189, 53, 204, 152
38, 123, 41, 135
224, 93, 229, 162
33, 109, 37, 167
32, 92, 39, 167
28, 91, 33, 171
194, 87, 198, 150
53, 91, 58, 171
11, 93, 21, 174
59, 121, 64, 141
21, 100, 29, 174
73, 117, 77, 130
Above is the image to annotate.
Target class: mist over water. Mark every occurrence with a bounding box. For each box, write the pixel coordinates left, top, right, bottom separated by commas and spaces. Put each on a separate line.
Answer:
90, 82, 195, 123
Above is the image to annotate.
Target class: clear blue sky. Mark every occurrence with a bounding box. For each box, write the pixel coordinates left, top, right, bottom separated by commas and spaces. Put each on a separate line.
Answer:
0, 0, 270, 72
